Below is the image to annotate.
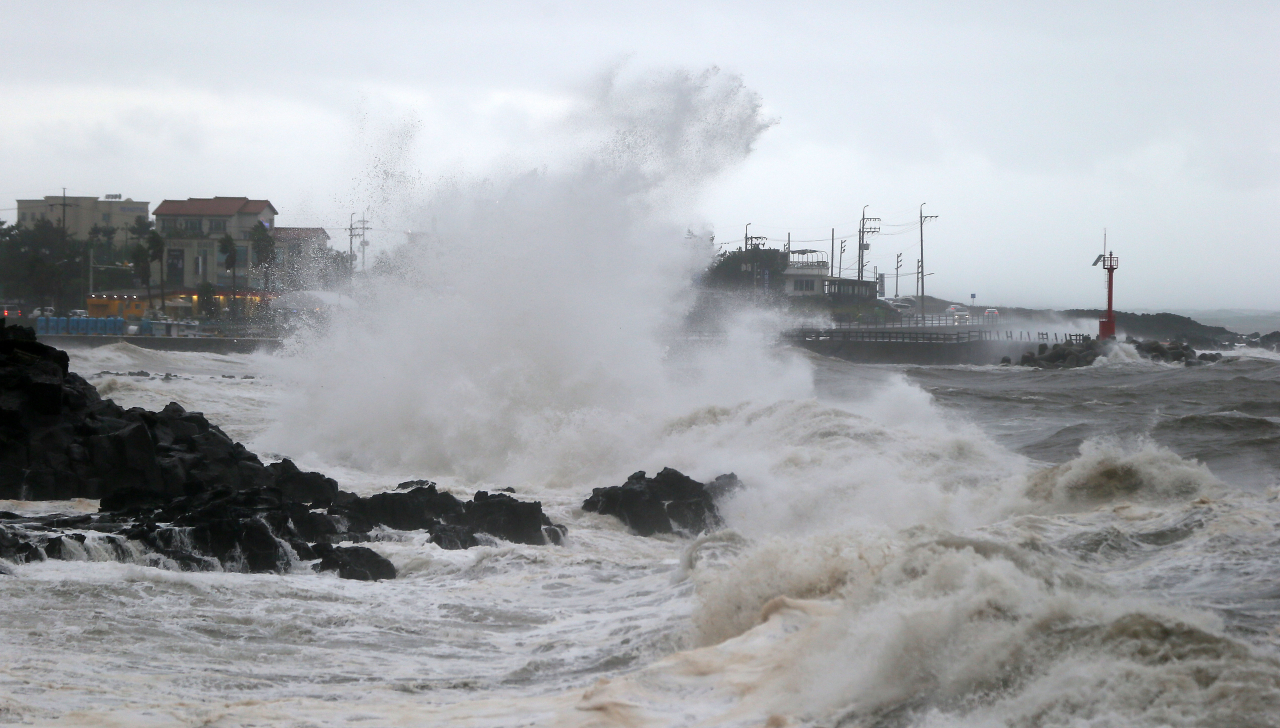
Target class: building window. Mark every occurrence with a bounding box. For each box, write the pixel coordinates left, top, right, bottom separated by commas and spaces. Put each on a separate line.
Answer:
184, 219, 202, 232
18, 213, 25, 222
161, 218, 175, 231
793, 279, 815, 292
208, 219, 226, 233
102, 213, 111, 223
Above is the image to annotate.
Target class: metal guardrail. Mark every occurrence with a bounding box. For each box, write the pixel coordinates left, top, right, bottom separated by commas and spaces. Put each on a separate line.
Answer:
784, 328, 1094, 345
830, 313, 1005, 328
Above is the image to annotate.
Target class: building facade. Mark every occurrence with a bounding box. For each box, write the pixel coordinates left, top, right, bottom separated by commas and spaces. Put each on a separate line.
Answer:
151, 197, 277, 290
781, 250, 830, 296
14, 194, 150, 244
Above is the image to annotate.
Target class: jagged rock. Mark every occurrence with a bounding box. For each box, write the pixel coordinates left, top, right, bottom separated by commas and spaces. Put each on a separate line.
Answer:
312, 543, 396, 581
1012, 334, 1213, 369
396, 478, 436, 490
0, 324, 568, 579
335, 484, 465, 532
582, 468, 736, 537
267, 458, 339, 505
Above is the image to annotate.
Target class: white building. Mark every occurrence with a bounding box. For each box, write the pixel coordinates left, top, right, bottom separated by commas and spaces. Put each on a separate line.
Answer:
781, 250, 830, 296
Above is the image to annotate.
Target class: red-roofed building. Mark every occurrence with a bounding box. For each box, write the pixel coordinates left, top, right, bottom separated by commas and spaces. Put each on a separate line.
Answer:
152, 197, 277, 291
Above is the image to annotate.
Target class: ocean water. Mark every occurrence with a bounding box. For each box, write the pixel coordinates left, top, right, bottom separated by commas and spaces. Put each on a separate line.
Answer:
5, 71, 1280, 726
3, 343, 1278, 727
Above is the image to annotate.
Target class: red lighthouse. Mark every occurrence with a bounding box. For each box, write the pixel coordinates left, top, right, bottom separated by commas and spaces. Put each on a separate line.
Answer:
1093, 249, 1119, 339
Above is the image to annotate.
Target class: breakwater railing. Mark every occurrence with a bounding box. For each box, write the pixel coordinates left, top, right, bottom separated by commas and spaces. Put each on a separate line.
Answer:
785, 328, 1091, 344
828, 313, 1004, 328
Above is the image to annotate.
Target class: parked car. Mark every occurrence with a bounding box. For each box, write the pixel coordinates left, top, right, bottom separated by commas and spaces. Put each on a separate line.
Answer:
68, 309, 89, 318
984, 308, 1000, 316
28, 306, 56, 318
945, 305, 970, 322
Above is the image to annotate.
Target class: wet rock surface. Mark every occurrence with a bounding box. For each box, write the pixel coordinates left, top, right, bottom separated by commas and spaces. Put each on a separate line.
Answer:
0, 322, 567, 579
1013, 336, 1222, 369
582, 468, 740, 536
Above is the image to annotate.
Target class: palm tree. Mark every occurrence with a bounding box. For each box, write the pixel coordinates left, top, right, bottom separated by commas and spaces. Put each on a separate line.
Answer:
249, 222, 276, 295
219, 234, 237, 319
131, 243, 152, 308
146, 230, 165, 317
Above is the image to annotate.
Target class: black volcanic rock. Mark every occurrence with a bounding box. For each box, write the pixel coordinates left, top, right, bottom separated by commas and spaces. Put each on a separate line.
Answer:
1011, 335, 1213, 369
267, 458, 340, 505
313, 543, 396, 581
582, 468, 738, 537
0, 322, 569, 579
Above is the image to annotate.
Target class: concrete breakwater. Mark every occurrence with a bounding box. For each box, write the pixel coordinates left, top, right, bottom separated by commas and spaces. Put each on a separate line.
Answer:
784, 327, 1033, 365
782, 326, 1226, 367
36, 334, 282, 354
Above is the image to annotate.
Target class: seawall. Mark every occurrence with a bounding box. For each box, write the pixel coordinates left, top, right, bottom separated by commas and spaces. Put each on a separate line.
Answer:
37, 335, 282, 355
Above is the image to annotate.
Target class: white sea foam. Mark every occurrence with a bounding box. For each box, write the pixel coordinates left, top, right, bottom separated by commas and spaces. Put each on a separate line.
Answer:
7, 68, 1279, 728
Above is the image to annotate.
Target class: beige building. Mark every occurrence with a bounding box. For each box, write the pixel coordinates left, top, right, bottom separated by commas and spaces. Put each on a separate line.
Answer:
15, 194, 151, 244
151, 197, 277, 290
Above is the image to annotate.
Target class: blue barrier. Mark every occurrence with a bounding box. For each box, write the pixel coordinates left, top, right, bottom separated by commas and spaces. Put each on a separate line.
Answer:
113, 317, 124, 335
36, 317, 48, 335
136, 320, 152, 336
57, 317, 68, 334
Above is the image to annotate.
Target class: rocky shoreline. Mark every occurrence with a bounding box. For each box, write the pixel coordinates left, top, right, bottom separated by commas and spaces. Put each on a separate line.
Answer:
1, 320, 738, 581
0, 320, 566, 580
1008, 336, 1224, 369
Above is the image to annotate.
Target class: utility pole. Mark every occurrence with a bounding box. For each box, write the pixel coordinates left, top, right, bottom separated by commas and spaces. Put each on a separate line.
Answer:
895, 253, 902, 297
857, 206, 880, 281
348, 213, 355, 278
347, 213, 369, 278
742, 223, 766, 288
49, 187, 80, 233
830, 228, 835, 287
356, 213, 370, 272
918, 203, 938, 313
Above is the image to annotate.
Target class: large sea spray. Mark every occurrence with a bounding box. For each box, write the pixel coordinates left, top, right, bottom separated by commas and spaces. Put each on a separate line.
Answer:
4, 68, 1279, 727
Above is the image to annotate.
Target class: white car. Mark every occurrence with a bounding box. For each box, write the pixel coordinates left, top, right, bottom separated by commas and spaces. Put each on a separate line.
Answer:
945, 305, 970, 321
984, 308, 1000, 316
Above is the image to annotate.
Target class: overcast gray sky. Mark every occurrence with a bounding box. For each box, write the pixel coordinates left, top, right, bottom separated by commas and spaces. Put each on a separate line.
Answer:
3, 1, 1276, 309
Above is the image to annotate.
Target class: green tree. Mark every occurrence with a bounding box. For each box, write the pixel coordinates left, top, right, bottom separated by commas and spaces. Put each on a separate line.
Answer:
0, 219, 85, 311
147, 230, 165, 316
249, 222, 276, 294
127, 215, 152, 247
219, 234, 237, 319
702, 248, 789, 292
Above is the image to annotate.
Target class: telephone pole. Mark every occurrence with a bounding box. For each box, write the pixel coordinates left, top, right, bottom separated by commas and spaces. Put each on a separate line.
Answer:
894, 253, 902, 297
347, 213, 370, 277
49, 187, 79, 234
918, 203, 938, 311
857, 206, 880, 281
